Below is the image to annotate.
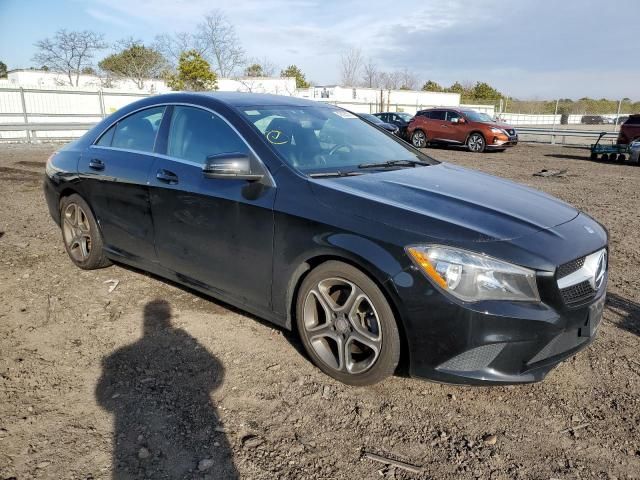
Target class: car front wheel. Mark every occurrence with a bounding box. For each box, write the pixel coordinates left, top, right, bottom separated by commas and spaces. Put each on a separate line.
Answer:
60, 194, 111, 270
467, 133, 486, 153
411, 129, 427, 148
296, 261, 400, 386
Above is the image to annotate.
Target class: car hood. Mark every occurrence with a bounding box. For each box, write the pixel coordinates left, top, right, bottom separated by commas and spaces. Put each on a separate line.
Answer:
480, 120, 515, 131
309, 163, 579, 243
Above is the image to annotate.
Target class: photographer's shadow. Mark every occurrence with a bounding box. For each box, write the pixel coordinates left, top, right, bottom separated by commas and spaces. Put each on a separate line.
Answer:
96, 299, 237, 479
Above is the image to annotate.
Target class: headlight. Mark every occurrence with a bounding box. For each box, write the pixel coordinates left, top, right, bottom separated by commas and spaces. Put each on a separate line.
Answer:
490, 127, 506, 134
406, 245, 540, 302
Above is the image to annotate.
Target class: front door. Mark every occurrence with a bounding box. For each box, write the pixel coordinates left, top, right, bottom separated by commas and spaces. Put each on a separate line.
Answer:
79, 106, 166, 263
149, 105, 276, 310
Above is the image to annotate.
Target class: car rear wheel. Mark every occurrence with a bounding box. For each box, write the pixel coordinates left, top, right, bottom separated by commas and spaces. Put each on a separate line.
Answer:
296, 261, 400, 386
411, 129, 427, 148
467, 133, 486, 153
60, 194, 111, 270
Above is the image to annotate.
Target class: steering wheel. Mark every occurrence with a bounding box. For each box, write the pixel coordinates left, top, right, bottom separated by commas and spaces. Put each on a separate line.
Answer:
328, 144, 353, 156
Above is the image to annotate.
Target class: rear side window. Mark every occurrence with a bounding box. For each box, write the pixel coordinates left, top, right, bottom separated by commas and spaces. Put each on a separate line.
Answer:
96, 125, 116, 146
167, 106, 249, 164
429, 111, 446, 121
107, 107, 165, 152
626, 116, 640, 125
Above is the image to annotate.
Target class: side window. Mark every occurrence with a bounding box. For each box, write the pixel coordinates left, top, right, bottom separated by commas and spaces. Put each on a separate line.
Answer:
167, 106, 249, 164
111, 107, 165, 153
96, 124, 116, 146
447, 111, 462, 122
418, 111, 431, 119
430, 111, 446, 121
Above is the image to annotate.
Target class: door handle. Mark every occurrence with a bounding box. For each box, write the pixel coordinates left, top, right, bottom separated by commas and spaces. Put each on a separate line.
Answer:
89, 158, 105, 170
156, 169, 179, 184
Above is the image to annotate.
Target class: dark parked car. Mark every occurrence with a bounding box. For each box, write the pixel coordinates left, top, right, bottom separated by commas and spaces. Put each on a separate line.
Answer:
359, 113, 400, 135
617, 114, 640, 144
373, 112, 413, 138
581, 115, 605, 125
44, 93, 608, 386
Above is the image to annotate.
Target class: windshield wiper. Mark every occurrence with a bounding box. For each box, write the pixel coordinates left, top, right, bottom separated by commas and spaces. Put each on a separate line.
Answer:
308, 170, 361, 178
357, 159, 429, 169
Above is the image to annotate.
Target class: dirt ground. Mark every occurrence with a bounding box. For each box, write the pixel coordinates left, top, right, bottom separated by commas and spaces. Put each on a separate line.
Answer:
0, 142, 639, 480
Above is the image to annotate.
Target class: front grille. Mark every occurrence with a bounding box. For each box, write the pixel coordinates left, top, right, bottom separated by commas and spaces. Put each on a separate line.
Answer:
557, 256, 585, 279
560, 280, 596, 305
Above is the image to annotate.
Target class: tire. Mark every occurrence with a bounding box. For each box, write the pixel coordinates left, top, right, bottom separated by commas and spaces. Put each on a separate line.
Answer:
617, 154, 626, 163
59, 194, 111, 270
590, 152, 597, 160
467, 133, 486, 153
601, 153, 610, 161
411, 129, 427, 148
295, 261, 401, 386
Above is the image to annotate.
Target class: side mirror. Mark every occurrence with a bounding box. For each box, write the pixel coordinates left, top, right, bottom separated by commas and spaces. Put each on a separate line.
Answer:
202, 153, 264, 181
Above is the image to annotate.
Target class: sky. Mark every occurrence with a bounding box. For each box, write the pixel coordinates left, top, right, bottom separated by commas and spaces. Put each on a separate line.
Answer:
1, 0, 638, 100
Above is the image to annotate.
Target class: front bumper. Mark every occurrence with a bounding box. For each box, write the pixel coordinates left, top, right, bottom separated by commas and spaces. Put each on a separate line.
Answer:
487, 134, 518, 149
391, 267, 606, 385
388, 212, 608, 385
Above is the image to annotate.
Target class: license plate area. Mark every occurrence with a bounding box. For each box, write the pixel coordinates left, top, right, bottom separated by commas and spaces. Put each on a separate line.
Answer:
580, 294, 605, 338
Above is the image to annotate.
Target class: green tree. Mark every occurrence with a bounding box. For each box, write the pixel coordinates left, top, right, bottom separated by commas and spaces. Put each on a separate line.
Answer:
166, 50, 217, 91
81, 66, 97, 75
280, 64, 310, 89
471, 81, 502, 100
421, 80, 443, 92
0, 61, 7, 78
445, 81, 466, 94
99, 41, 167, 89
245, 63, 264, 77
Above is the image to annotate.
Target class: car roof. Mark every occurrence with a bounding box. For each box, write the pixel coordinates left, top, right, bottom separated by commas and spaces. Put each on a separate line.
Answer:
155, 91, 322, 108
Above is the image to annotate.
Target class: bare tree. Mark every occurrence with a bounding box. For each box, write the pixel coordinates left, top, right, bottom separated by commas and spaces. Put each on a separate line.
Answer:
197, 10, 245, 77
399, 67, 418, 90
379, 70, 403, 90
154, 32, 206, 69
33, 29, 107, 86
362, 58, 379, 88
340, 47, 364, 87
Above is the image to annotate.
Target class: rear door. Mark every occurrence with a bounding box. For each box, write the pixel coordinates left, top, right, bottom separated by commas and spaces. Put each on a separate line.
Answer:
149, 105, 276, 310
80, 106, 165, 263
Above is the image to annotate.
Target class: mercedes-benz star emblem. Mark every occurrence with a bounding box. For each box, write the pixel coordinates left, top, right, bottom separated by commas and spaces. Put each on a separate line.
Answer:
594, 250, 607, 290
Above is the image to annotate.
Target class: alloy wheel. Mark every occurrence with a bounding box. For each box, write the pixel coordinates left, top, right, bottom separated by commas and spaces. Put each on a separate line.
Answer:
302, 277, 382, 374
62, 203, 92, 262
412, 130, 427, 148
468, 134, 485, 152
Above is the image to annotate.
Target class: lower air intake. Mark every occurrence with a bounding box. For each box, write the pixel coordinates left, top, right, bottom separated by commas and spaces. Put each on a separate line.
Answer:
436, 343, 506, 372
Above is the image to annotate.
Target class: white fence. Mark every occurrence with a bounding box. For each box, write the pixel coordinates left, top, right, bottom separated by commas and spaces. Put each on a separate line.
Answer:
0, 86, 151, 140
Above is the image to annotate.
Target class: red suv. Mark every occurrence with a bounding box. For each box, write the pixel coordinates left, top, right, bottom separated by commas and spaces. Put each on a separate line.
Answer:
407, 108, 518, 153
617, 114, 640, 145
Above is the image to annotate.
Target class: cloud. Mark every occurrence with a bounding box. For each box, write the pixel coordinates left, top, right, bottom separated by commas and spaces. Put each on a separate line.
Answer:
85, 7, 133, 28
76, 0, 640, 98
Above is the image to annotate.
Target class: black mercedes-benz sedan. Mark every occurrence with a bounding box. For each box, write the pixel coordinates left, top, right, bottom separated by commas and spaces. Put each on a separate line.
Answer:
44, 92, 608, 386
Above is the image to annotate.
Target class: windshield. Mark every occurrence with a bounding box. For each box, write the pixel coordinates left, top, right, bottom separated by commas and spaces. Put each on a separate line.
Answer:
242, 106, 433, 174
396, 112, 413, 121
461, 110, 495, 122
